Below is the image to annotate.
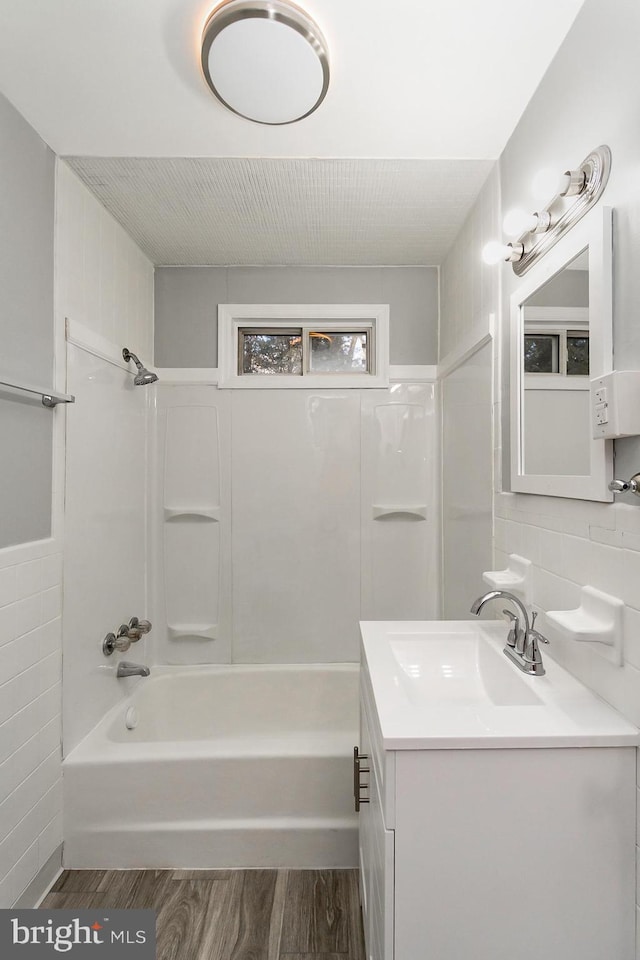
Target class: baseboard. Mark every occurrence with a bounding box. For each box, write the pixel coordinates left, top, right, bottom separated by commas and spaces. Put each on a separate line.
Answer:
14, 845, 63, 909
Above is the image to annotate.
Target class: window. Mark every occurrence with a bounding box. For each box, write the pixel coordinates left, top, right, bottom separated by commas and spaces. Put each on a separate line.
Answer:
218, 304, 389, 388
524, 327, 590, 376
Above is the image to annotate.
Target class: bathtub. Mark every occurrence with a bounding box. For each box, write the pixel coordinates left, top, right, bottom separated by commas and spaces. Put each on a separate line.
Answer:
63, 664, 359, 869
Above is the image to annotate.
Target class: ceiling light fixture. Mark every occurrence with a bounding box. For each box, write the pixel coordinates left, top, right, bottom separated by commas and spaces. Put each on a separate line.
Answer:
201, 0, 330, 125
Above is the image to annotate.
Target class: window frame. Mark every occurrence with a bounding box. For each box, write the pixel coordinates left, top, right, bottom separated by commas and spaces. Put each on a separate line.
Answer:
217, 304, 389, 389
522, 306, 590, 388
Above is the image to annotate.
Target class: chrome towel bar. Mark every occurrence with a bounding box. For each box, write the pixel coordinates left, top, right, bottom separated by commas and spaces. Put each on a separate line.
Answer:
0, 378, 75, 407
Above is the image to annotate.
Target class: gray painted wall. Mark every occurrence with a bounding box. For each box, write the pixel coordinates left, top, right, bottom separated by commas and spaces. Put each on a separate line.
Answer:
0, 92, 55, 548
155, 266, 439, 367
528, 269, 589, 308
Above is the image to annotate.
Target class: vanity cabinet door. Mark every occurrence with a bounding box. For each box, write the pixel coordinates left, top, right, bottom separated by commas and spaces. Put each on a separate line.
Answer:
359, 699, 395, 960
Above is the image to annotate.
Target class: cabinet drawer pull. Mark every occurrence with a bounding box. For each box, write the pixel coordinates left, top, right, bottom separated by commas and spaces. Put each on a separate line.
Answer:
353, 745, 370, 812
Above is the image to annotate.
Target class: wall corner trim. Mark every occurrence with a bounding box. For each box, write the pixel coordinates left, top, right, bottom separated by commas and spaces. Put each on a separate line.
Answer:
65, 318, 132, 372
437, 314, 494, 380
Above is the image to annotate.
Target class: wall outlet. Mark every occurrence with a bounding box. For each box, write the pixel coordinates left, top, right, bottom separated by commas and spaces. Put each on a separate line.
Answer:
591, 371, 640, 438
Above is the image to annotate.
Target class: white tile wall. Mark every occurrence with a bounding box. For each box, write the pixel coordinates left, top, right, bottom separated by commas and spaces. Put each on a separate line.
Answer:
495, 489, 640, 951
0, 551, 63, 907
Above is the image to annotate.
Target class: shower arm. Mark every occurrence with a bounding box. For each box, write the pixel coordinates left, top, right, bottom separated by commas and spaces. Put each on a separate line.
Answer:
122, 347, 143, 371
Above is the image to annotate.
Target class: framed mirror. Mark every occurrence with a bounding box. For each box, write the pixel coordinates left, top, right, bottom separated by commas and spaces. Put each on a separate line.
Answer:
509, 206, 613, 501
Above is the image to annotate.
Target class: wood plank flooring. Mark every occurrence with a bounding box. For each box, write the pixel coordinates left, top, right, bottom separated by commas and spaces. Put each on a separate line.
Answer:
42, 869, 365, 960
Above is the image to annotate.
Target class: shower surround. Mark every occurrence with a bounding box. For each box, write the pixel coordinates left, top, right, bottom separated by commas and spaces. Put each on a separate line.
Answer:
151, 378, 440, 666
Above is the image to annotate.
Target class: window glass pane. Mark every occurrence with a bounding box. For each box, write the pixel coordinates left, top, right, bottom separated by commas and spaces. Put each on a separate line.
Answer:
567, 335, 589, 376
241, 331, 303, 375
524, 335, 559, 373
309, 331, 368, 372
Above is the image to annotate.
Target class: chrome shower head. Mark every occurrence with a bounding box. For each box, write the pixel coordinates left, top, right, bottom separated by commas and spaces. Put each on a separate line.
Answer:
122, 348, 159, 386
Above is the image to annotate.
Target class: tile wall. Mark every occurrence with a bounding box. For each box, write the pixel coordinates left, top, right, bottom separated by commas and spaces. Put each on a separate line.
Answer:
0, 550, 63, 906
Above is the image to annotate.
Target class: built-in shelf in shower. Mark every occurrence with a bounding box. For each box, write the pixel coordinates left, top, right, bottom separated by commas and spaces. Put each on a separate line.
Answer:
164, 506, 220, 522
372, 504, 428, 520
167, 623, 218, 641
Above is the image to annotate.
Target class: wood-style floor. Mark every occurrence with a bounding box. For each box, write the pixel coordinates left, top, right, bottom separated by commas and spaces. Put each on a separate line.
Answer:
42, 869, 365, 960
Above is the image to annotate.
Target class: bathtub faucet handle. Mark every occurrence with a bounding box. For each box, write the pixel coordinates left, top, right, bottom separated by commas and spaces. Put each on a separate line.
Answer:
128, 617, 152, 641
103, 632, 131, 656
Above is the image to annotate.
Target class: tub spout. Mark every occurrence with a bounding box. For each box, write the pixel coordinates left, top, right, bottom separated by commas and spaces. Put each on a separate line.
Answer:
117, 661, 150, 679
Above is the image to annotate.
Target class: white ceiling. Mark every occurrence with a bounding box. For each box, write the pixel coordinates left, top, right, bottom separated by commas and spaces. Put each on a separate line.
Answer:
0, 0, 584, 159
0, 0, 585, 265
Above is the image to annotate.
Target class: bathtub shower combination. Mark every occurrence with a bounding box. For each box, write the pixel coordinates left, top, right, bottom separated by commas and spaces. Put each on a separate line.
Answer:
63, 664, 359, 869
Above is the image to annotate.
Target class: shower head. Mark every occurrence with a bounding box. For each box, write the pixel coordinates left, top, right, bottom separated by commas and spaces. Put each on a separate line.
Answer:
122, 348, 159, 386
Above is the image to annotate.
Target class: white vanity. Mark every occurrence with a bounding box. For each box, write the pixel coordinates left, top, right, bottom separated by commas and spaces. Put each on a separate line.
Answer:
357, 620, 638, 960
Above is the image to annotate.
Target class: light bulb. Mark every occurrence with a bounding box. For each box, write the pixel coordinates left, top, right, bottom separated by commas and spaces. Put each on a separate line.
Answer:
482, 240, 524, 265
503, 208, 538, 237
532, 168, 562, 205
482, 240, 511, 265
559, 168, 586, 197
532, 167, 587, 205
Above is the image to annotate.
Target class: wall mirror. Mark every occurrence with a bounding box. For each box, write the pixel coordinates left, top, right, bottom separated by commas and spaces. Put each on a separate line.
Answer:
510, 206, 613, 501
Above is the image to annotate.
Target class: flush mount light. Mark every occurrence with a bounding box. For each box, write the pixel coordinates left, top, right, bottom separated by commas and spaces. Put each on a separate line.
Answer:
201, 0, 330, 125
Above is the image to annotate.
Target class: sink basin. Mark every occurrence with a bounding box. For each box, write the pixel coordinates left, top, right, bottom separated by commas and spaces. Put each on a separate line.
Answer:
360, 619, 639, 750
389, 633, 542, 707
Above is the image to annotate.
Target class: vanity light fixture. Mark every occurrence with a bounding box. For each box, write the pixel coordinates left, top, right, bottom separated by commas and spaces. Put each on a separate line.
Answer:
532, 167, 586, 206
481, 240, 524, 266
502, 208, 551, 238
200, 0, 330, 125
482, 145, 611, 275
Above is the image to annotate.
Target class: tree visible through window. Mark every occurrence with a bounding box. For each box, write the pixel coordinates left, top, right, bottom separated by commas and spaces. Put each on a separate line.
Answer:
239, 328, 369, 376
241, 330, 303, 375
524, 329, 589, 376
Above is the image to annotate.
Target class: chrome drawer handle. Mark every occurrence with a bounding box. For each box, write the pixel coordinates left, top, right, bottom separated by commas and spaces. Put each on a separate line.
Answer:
353, 746, 370, 812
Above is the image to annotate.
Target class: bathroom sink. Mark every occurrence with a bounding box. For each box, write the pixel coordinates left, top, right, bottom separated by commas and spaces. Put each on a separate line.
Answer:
389, 633, 541, 707
359, 619, 639, 750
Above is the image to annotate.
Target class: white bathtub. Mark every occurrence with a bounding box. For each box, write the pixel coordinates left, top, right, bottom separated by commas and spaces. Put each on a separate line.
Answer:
63, 664, 360, 869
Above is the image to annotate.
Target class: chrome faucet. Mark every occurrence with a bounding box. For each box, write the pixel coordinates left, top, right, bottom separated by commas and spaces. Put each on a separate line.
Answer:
116, 661, 150, 679
470, 589, 549, 676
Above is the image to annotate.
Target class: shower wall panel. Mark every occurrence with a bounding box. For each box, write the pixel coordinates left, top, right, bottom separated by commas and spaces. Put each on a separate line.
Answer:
64, 346, 149, 752
361, 382, 439, 621
58, 161, 155, 755
152, 380, 439, 664
152, 386, 232, 664
231, 389, 362, 662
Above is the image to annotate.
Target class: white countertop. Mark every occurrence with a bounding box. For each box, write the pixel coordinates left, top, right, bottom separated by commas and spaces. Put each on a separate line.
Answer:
360, 619, 639, 750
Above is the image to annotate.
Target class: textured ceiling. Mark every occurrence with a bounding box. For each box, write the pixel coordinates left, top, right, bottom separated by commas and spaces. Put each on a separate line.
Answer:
66, 157, 493, 266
